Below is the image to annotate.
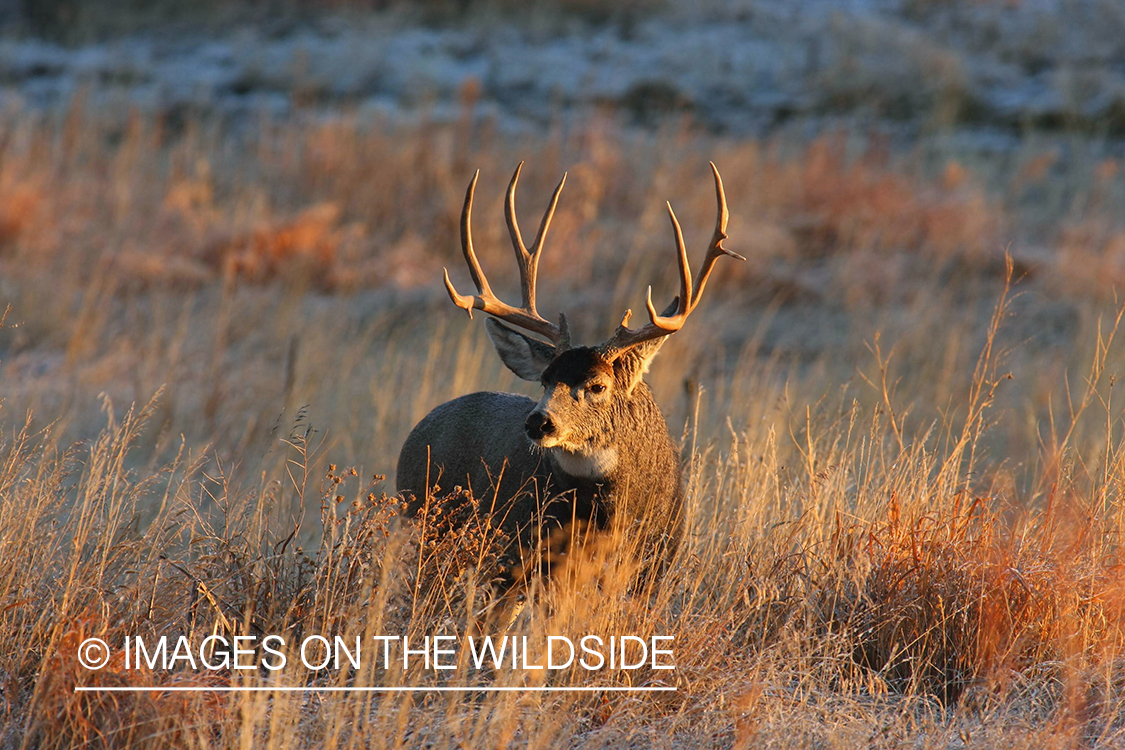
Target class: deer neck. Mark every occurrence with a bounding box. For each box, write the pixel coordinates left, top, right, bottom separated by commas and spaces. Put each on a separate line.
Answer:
547, 445, 619, 479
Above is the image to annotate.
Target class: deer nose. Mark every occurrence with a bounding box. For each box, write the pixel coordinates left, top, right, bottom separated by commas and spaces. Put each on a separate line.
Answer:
525, 411, 555, 440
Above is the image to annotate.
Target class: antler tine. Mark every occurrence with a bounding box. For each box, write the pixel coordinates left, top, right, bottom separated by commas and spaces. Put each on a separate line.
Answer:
692, 162, 745, 306
444, 169, 489, 315
505, 162, 529, 258
599, 163, 743, 359
505, 163, 567, 314
504, 163, 536, 312
647, 202, 692, 330
531, 173, 567, 255
529, 172, 567, 270
461, 170, 490, 297
443, 167, 570, 349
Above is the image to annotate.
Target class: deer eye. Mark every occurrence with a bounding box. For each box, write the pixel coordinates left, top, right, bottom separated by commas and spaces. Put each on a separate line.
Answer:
588, 383, 606, 395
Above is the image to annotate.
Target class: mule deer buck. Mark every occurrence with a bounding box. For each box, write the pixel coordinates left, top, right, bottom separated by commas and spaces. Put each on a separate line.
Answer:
397, 162, 741, 584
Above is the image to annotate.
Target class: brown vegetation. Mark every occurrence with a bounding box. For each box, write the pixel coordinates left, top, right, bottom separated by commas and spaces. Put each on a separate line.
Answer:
1, 97, 1125, 746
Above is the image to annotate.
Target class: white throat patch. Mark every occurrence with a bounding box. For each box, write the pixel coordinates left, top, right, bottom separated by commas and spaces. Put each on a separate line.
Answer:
548, 446, 619, 479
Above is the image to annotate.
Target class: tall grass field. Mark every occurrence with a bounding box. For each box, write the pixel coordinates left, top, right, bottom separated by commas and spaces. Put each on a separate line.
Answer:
2, 87, 1125, 748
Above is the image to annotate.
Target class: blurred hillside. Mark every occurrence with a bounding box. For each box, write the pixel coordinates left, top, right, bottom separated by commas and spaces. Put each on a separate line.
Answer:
3, 0, 1124, 143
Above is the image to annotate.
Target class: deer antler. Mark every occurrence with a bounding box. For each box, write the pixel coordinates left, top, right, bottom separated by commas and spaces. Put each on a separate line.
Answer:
599, 162, 744, 359
443, 164, 571, 349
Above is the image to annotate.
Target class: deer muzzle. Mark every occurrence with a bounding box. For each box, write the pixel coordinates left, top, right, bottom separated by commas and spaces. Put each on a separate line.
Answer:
525, 410, 557, 443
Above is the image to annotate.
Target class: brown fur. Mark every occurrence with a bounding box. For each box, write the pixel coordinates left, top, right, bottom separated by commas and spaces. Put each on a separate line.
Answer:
396, 322, 683, 584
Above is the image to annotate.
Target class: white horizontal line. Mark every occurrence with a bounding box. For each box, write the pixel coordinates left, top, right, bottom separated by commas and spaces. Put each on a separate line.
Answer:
75, 686, 676, 693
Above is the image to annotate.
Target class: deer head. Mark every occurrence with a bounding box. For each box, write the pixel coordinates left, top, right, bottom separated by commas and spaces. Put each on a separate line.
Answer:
443, 163, 743, 461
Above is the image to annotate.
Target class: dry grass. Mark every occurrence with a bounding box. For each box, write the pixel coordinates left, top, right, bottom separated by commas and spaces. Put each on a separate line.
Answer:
2, 98, 1125, 747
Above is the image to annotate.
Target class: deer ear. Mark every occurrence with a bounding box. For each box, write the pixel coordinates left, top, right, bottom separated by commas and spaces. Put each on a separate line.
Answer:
611, 297, 677, 393
614, 339, 665, 394
485, 318, 557, 381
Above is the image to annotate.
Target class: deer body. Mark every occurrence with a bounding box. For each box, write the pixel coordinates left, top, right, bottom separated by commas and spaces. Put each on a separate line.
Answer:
397, 352, 684, 571
396, 163, 740, 579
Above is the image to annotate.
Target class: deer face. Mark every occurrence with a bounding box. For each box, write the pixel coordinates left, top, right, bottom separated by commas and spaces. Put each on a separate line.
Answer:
486, 320, 663, 476
527, 347, 615, 448
484, 322, 625, 446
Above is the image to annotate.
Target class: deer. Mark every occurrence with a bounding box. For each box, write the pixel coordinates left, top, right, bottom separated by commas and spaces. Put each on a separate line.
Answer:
396, 162, 741, 587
